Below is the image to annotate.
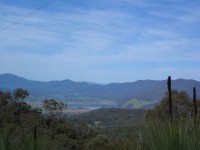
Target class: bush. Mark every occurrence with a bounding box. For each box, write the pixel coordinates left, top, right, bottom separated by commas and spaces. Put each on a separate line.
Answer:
144, 120, 200, 150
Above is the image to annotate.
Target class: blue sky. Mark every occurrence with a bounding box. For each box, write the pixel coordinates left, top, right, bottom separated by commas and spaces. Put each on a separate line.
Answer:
0, 0, 200, 83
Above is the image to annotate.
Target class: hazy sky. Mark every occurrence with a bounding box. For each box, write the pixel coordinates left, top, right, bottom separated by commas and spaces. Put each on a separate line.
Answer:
0, 0, 200, 83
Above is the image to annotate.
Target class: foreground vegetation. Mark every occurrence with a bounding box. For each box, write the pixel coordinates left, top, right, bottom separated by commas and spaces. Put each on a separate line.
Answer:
145, 120, 200, 150
0, 90, 111, 150
0, 89, 147, 149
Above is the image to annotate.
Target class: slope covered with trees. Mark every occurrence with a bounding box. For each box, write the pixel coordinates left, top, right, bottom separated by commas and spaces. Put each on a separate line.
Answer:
1, 74, 200, 104
0, 89, 118, 150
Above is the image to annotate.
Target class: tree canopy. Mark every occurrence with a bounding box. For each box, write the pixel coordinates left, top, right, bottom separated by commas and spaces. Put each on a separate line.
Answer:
0, 91, 11, 106
13, 88, 29, 101
146, 90, 193, 120
43, 99, 66, 113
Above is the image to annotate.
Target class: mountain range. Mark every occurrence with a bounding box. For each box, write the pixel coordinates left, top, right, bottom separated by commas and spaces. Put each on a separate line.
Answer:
0, 73, 200, 105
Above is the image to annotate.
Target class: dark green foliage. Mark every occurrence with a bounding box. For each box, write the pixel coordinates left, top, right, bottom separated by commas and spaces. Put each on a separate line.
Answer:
0, 90, 121, 150
84, 135, 115, 150
146, 90, 192, 120
67, 108, 146, 149
43, 99, 65, 113
144, 81, 200, 150
74, 108, 145, 126
0, 91, 11, 106
0, 105, 100, 149
13, 88, 29, 101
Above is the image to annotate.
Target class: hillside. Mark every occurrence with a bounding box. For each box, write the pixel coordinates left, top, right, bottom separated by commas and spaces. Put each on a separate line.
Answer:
72, 108, 146, 126
0, 73, 200, 104
68, 108, 146, 140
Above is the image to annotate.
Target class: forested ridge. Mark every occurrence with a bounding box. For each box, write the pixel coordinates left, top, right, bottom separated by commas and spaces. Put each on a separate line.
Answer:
1, 73, 200, 103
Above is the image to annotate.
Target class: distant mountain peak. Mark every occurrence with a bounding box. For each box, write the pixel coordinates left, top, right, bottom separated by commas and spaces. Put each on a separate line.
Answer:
0, 73, 200, 103
0, 73, 29, 81
1, 73, 18, 77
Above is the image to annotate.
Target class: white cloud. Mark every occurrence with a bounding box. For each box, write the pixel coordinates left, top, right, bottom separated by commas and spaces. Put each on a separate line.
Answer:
145, 29, 178, 38
0, 2, 200, 82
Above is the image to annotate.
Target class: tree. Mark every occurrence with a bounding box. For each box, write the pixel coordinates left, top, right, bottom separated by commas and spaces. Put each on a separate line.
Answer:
43, 99, 66, 113
146, 90, 192, 120
0, 91, 12, 106
13, 88, 29, 101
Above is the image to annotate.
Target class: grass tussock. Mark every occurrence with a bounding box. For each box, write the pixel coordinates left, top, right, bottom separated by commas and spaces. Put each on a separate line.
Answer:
145, 120, 200, 150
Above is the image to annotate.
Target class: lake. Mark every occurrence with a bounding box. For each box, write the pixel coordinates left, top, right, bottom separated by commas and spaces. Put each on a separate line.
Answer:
67, 103, 118, 110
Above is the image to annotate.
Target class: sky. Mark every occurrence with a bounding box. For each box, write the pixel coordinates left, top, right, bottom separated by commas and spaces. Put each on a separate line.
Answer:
0, 0, 200, 83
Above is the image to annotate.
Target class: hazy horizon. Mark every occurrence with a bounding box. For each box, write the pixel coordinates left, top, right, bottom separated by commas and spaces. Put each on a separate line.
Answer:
1, 73, 199, 84
0, 0, 200, 83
